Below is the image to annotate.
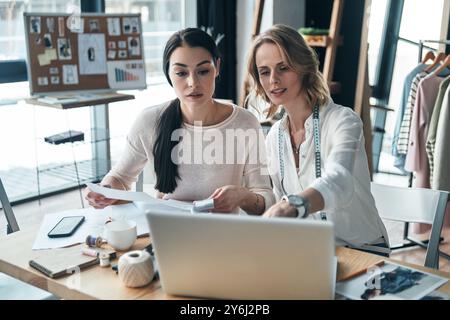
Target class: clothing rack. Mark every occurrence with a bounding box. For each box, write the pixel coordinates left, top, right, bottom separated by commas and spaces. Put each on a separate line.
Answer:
398, 40, 450, 260
418, 39, 450, 64
409, 39, 450, 187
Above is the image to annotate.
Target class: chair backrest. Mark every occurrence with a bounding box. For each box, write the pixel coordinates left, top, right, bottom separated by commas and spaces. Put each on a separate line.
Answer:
0, 177, 19, 234
370, 182, 449, 269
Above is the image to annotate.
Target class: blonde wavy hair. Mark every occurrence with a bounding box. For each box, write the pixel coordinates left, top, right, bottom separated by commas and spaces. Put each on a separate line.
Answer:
246, 24, 330, 118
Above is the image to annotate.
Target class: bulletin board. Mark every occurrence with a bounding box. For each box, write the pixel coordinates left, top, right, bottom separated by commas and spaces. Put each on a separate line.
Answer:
24, 12, 147, 95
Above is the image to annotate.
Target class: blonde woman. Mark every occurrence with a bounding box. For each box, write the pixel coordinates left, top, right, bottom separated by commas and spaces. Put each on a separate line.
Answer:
246, 24, 390, 254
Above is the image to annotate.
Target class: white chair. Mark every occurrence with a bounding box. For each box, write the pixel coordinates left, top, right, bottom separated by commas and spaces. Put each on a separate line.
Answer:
0, 177, 58, 300
370, 182, 449, 269
135, 163, 157, 197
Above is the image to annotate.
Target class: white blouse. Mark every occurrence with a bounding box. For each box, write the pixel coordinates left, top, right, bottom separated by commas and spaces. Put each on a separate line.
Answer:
266, 99, 389, 248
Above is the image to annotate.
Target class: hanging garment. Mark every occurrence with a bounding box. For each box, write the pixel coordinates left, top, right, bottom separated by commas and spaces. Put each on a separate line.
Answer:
404, 75, 445, 235
392, 63, 427, 173
396, 72, 428, 157
433, 84, 450, 191
396, 67, 450, 160
431, 85, 450, 232
405, 74, 443, 188
426, 76, 450, 184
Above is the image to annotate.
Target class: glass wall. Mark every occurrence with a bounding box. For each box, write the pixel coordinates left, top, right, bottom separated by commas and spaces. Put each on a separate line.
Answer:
106, 0, 182, 84
0, 0, 80, 61
0, 0, 185, 203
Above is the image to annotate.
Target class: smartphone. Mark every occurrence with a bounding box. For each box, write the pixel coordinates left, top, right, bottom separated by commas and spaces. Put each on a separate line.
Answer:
47, 216, 85, 238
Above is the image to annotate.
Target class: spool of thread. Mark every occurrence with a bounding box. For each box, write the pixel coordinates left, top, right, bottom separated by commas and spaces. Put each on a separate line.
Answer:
86, 235, 104, 248
118, 250, 154, 288
99, 253, 110, 267
81, 247, 99, 257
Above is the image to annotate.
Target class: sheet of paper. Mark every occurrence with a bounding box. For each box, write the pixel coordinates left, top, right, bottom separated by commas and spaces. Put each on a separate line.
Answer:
45, 48, 57, 61
133, 198, 193, 214
32, 203, 148, 250
62, 64, 78, 85
106, 60, 146, 90
86, 183, 155, 202
78, 33, 107, 75
336, 261, 448, 300
37, 53, 50, 66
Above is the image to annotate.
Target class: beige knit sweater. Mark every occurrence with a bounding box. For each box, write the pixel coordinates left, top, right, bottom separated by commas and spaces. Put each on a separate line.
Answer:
105, 101, 275, 209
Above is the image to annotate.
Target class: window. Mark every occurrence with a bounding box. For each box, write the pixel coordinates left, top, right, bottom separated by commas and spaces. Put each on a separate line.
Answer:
106, 0, 183, 84
0, 1, 80, 61
0, 0, 192, 203
368, 0, 447, 174
367, 0, 388, 86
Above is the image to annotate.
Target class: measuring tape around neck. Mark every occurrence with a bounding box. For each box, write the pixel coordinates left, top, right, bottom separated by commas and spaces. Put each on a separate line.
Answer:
278, 105, 326, 220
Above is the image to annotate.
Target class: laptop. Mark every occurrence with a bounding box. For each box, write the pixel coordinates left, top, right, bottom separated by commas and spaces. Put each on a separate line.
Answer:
146, 211, 336, 300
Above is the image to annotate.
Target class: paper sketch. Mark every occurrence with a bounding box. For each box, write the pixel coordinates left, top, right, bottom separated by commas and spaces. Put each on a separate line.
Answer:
49, 67, 59, 74
62, 65, 79, 85
108, 50, 116, 59
50, 76, 60, 84
122, 17, 139, 34
43, 33, 52, 48
118, 50, 127, 59
118, 40, 126, 49
336, 262, 448, 300
58, 17, 65, 37
30, 17, 41, 33
67, 16, 84, 33
128, 37, 140, 56
37, 77, 48, 86
89, 19, 100, 32
57, 38, 72, 60
107, 17, 121, 36
46, 18, 55, 33
108, 41, 116, 49
78, 33, 107, 75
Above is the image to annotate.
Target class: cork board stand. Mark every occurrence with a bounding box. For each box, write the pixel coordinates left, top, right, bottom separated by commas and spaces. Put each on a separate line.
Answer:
24, 12, 146, 96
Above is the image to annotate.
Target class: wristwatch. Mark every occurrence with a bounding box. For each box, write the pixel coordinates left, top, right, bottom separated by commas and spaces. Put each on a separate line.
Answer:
281, 194, 309, 219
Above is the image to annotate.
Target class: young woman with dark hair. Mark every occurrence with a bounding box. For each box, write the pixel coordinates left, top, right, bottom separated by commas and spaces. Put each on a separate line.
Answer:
85, 28, 274, 214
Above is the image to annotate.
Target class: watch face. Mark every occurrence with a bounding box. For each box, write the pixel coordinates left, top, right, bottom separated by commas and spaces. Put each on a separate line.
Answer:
297, 206, 306, 217
288, 195, 304, 207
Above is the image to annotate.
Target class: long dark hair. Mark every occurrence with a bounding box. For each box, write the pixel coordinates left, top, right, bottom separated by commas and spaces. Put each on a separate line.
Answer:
152, 28, 221, 193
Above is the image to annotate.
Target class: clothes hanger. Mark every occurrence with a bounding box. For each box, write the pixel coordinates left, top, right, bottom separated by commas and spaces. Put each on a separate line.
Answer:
421, 51, 435, 64
424, 52, 446, 72
431, 54, 450, 76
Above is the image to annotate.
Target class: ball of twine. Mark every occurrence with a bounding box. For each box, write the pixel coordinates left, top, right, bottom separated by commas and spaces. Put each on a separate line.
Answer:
118, 250, 154, 288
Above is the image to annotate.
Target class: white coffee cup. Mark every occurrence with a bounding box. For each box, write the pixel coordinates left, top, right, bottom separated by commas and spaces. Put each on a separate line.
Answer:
104, 220, 137, 251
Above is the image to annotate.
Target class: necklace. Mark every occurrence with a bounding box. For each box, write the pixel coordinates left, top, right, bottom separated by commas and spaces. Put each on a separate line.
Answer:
291, 139, 300, 154
289, 126, 302, 155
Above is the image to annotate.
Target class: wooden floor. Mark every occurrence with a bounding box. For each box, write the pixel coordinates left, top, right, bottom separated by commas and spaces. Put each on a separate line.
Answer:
1, 188, 450, 272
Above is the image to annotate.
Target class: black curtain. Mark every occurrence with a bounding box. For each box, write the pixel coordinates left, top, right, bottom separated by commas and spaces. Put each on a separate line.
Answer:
197, 0, 237, 102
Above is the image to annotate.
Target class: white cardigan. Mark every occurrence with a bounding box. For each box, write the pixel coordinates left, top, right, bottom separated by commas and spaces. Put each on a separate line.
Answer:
266, 99, 389, 247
